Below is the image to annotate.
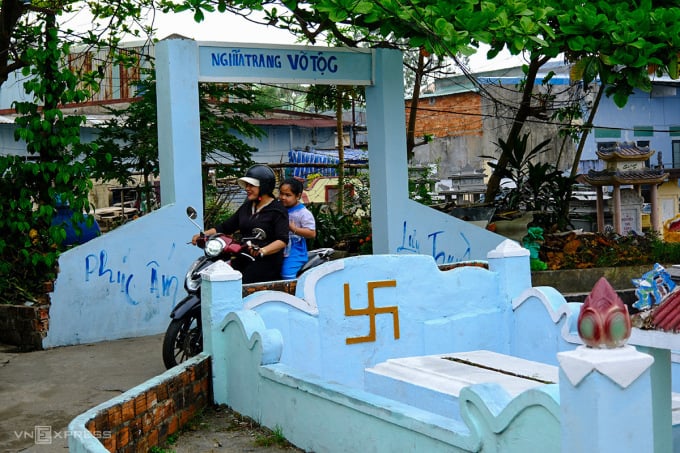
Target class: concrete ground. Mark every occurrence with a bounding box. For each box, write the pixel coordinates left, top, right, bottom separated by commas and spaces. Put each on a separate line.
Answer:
0, 335, 302, 453
0, 335, 166, 452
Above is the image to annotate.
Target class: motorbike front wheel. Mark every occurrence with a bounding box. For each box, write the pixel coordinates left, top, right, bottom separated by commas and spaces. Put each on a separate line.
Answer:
162, 312, 202, 369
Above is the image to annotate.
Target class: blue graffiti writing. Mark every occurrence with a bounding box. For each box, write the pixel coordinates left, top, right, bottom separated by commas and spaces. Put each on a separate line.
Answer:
85, 250, 179, 306
147, 261, 179, 301
85, 250, 138, 305
396, 221, 420, 254
429, 230, 471, 263
396, 221, 471, 264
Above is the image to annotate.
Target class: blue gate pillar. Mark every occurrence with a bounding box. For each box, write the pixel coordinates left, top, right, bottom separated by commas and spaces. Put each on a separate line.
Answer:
365, 49, 409, 255
155, 37, 204, 214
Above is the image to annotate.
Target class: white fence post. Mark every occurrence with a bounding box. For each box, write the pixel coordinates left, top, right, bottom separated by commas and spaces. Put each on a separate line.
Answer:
200, 261, 243, 404
557, 345, 655, 452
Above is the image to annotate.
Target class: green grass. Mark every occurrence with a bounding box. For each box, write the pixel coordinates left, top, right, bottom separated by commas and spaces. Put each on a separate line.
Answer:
254, 424, 288, 447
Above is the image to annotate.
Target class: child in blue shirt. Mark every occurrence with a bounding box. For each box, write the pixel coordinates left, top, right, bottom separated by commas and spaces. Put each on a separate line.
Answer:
279, 177, 316, 279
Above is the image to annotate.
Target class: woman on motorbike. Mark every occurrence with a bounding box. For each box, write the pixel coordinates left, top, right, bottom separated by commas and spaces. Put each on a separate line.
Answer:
192, 164, 289, 283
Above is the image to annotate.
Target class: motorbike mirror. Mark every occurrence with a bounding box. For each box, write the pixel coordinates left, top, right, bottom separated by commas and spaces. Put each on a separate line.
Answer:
185, 206, 203, 232
252, 227, 266, 240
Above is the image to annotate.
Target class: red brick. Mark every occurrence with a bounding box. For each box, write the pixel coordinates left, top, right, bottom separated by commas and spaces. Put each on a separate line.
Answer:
163, 396, 176, 414
108, 405, 122, 427
179, 409, 192, 426
152, 406, 164, 426
129, 418, 143, 439
134, 393, 147, 416
406, 92, 483, 138
145, 389, 158, 409
93, 411, 110, 432
147, 429, 159, 447
101, 433, 116, 452
38, 307, 49, 319
167, 376, 181, 395
180, 369, 192, 386
121, 399, 135, 422
155, 382, 168, 401
135, 438, 148, 452
166, 416, 179, 435
142, 412, 154, 430
116, 426, 130, 449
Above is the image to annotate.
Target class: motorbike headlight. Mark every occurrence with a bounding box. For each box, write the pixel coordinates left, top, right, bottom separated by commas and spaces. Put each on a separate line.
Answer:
205, 237, 226, 257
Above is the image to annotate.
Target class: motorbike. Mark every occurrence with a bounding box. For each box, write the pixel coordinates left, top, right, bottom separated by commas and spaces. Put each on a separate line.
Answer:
162, 206, 334, 369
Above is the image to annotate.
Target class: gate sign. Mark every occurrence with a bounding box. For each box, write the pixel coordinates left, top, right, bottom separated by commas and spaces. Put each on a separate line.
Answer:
198, 43, 374, 85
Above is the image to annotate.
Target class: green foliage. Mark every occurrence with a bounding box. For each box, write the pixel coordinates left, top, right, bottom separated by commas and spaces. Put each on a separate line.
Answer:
0, 21, 96, 304
0, 0, 158, 91
93, 71, 272, 207
304, 84, 364, 112
254, 424, 288, 447
308, 173, 372, 254
651, 234, 680, 265
485, 133, 576, 231
541, 230, 680, 270
202, 186, 236, 227
408, 168, 435, 206
148, 447, 172, 453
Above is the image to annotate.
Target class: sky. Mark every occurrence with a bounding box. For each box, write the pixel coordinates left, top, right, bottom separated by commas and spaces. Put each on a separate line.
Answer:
61, 6, 524, 72
152, 10, 299, 46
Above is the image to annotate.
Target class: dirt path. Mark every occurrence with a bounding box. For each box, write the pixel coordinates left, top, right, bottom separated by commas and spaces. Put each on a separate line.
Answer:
164, 405, 305, 453
0, 335, 304, 453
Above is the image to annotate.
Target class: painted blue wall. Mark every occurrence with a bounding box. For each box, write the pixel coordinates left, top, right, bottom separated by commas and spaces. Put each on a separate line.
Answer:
42, 40, 504, 347
44, 38, 205, 347
44, 206, 201, 346
195, 249, 662, 452
582, 85, 680, 166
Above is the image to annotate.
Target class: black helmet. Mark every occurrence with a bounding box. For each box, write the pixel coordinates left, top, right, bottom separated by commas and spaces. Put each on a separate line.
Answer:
238, 164, 276, 196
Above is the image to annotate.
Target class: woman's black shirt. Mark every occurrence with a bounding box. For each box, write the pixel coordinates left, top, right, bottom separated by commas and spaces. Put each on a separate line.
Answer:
216, 199, 289, 283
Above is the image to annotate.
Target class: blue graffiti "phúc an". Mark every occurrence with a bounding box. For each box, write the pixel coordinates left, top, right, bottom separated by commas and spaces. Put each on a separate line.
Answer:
85, 250, 179, 306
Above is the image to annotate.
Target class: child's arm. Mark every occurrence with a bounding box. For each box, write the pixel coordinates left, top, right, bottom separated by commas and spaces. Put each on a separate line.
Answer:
290, 222, 316, 239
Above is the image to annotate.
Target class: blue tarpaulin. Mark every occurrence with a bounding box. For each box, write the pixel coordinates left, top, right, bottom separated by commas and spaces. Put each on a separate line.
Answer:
288, 148, 368, 178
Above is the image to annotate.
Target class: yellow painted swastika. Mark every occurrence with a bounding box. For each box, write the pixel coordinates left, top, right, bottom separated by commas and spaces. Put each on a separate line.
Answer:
344, 280, 399, 344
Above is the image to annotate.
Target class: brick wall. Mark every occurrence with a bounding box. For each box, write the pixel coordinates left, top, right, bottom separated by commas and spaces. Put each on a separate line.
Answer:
406, 92, 483, 139
83, 355, 211, 452
0, 304, 48, 350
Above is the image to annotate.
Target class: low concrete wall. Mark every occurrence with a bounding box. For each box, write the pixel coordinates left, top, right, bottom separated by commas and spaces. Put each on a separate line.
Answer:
531, 264, 662, 294
0, 304, 49, 351
68, 354, 211, 452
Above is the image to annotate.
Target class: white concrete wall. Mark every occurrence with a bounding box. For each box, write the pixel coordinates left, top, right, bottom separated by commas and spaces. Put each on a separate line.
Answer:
44, 37, 204, 347
44, 206, 201, 346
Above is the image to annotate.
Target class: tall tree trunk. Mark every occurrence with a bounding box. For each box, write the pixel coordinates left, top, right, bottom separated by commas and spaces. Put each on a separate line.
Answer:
406, 50, 425, 162
485, 55, 551, 201
0, 0, 28, 87
570, 85, 604, 179
551, 84, 605, 229
336, 87, 345, 212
